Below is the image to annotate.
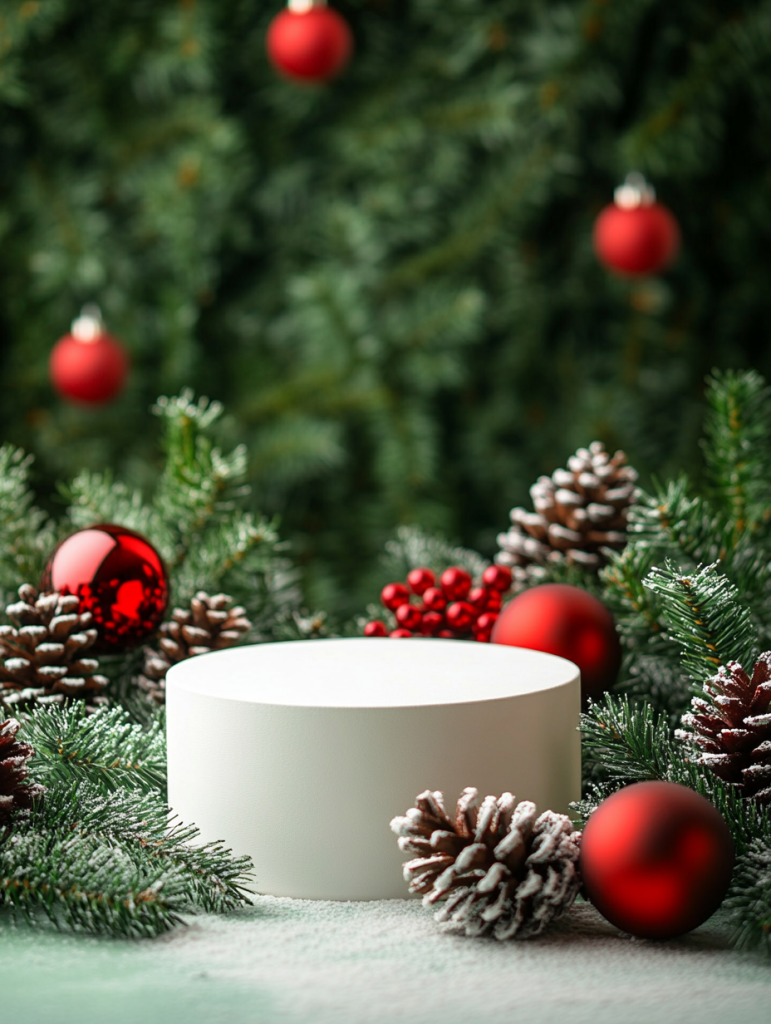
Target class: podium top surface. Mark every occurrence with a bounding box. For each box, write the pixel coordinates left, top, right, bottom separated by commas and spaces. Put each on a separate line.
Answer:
166, 637, 579, 709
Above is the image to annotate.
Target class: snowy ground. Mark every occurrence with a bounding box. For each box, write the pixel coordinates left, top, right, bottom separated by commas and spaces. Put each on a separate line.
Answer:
3, 898, 770, 1024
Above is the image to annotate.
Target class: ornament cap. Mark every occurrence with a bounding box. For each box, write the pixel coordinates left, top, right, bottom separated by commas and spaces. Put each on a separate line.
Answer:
288, 0, 326, 11
613, 172, 656, 209
70, 304, 104, 344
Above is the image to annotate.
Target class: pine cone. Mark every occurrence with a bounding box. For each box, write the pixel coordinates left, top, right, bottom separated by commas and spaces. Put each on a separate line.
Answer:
390, 788, 581, 940
496, 441, 640, 588
0, 584, 109, 711
0, 717, 44, 825
137, 591, 251, 705
677, 655, 771, 804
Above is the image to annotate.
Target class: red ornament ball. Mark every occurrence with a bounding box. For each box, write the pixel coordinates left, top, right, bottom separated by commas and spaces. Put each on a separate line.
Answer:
381, 582, 409, 611
49, 308, 129, 405
407, 567, 435, 595
364, 620, 387, 637
41, 524, 169, 653
580, 782, 734, 939
266, 3, 352, 83
439, 567, 472, 601
593, 176, 679, 277
491, 583, 621, 701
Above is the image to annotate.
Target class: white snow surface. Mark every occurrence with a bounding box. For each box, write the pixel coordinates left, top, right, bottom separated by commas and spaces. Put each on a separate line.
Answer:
4, 898, 771, 1024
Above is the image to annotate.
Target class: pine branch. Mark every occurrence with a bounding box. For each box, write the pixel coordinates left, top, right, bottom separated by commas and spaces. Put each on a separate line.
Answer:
62, 471, 167, 550
381, 524, 490, 581
702, 370, 771, 533
725, 837, 771, 954
580, 695, 679, 785
0, 445, 56, 603
22, 703, 166, 796
1, 781, 253, 938
643, 561, 758, 683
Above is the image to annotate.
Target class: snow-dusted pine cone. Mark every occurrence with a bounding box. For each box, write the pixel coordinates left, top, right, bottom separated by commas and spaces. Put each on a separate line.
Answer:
0, 584, 109, 712
0, 717, 44, 824
137, 591, 251, 704
496, 442, 640, 589
677, 655, 771, 804
390, 788, 581, 940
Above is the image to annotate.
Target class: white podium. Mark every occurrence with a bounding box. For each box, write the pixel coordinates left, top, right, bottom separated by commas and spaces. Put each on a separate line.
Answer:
166, 637, 581, 900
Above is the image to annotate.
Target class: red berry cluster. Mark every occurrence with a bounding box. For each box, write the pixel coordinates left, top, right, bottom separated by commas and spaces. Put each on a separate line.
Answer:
364, 565, 512, 642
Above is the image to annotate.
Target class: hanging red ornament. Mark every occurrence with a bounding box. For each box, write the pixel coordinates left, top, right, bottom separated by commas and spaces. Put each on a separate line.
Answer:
580, 781, 734, 939
49, 305, 130, 405
266, 0, 352, 83
41, 524, 169, 653
491, 583, 621, 701
593, 173, 680, 276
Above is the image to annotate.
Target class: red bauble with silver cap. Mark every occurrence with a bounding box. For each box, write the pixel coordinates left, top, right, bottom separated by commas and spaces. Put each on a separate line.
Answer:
593, 173, 680, 276
49, 305, 130, 405
266, 0, 353, 83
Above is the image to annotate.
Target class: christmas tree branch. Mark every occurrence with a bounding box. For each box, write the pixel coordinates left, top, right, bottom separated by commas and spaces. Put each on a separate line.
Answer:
23, 703, 166, 796
642, 561, 758, 683
702, 369, 771, 535
0, 445, 56, 602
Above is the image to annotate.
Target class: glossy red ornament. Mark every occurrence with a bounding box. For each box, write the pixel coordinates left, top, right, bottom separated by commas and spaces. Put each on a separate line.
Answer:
422, 586, 447, 612
485, 590, 503, 612
266, 1, 352, 83
482, 565, 513, 592
49, 306, 129, 405
445, 601, 475, 631
593, 174, 680, 276
381, 582, 410, 611
407, 567, 435, 595
491, 583, 621, 701
41, 524, 169, 653
580, 782, 734, 939
390, 628, 412, 638
395, 603, 422, 631
475, 612, 498, 634
420, 611, 444, 636
364, 620, 387, 637
440, 567, 472, 601
468, 586, 488, 610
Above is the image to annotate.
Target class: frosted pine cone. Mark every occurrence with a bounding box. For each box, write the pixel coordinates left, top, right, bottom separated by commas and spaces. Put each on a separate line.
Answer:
137, 591, 251, 704
0, 584, 109, 711
677, 655, 771, 804
390, 788, 581, 939
496, 442, 640, 589
0, 717, 44, 824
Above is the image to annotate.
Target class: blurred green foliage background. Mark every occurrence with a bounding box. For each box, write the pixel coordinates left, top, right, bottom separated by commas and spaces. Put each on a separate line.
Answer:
1, 0, 770, 615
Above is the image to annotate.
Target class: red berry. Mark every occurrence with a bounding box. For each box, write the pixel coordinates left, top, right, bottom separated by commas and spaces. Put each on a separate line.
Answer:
381, 582, 410, 610
468, 586, 488, 610
422, 586, 447, 612
364, 620, 388, 637
437, 629, 455, 639
482, 565, 513, 592
440, 567, 472, 601
485, 590, 503, 612
420, 611, 444, 636
395, 603, 422, 631
474, 631, 492, 643
407, 567, 435, 595
390, 628, 413, 638
446, 601, 475, 631
475, 612, 499, 633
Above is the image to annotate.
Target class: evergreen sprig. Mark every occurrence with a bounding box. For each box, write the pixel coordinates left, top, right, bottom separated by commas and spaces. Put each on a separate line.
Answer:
23, 703, 167, 796
643, 561, 758, 683
1, 781, 253, 938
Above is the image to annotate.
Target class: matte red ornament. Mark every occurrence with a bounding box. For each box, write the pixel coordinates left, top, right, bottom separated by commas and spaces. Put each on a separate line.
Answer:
49, 306, 129, 406
440, 567, 472, 601
407, 567, 435, 595
491, 583, 621, 701
364, 620, 387, 637
580, 781, 734, 939
266, 1, 352, 83
41, 524, 169, 653
593, 174, 680, 276
381, 582, 410, 611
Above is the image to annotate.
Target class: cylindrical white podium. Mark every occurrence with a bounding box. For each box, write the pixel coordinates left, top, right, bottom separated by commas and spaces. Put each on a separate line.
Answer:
166, 637, 581, 900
